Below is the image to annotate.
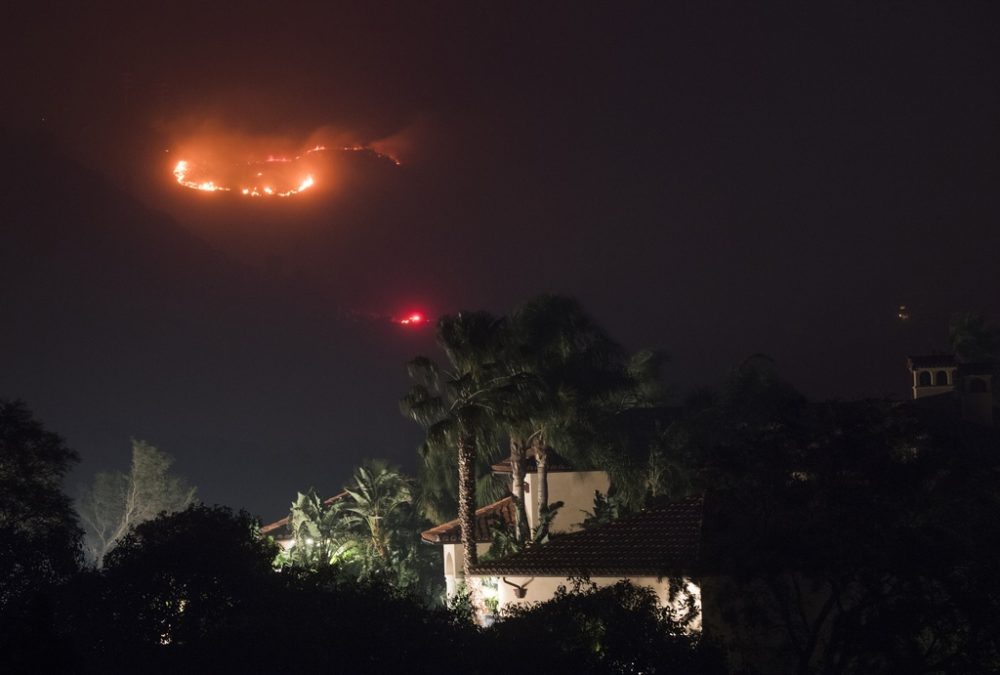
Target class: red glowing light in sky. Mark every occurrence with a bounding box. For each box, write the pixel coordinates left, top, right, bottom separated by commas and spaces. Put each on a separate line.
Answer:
396, 312, 427, 326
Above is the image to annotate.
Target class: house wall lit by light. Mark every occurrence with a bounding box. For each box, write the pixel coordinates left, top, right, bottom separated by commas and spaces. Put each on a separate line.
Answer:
420, 451, 703, 627
419, 452, 608, 599
907, 354, 995, 426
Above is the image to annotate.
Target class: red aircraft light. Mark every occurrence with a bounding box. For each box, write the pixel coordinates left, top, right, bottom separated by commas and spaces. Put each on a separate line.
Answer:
397, 312, 426, 326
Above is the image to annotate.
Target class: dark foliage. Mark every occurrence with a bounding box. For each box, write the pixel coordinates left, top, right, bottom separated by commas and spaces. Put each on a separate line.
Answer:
0, 399, 83, 606
0, 399, 83, 673
492, 580, 726, 675
672, 361, 1000, 673
17, 505, 478, 675
5, 352, 1000, 674
3, 503, 716, 675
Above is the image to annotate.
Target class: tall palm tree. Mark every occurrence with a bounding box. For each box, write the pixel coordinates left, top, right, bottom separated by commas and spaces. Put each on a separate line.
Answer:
401, 311, 530, 578
508, 295, 664, 533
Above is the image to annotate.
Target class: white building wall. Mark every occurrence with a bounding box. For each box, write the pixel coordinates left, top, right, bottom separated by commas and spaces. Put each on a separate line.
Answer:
490, 574, 702, 631
911, 367, 957, 399
442, 542, 493, 596
439, 469, 612, 607
524, 470, 610, 536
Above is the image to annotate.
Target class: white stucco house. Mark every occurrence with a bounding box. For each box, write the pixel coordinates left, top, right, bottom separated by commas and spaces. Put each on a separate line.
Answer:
420, 450, 704, 626
419, 451, 608, 596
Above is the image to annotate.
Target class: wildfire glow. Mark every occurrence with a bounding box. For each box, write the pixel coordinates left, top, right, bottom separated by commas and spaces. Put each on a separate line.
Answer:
173, 160, 231, 193
171, 143, 398, 198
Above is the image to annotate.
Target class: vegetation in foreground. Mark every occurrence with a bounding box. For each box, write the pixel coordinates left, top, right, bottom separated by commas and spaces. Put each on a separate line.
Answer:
2, 306, 999, 674
2, 501, 724, 675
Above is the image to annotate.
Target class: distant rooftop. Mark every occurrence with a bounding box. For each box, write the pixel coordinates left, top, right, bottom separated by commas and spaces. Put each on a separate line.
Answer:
907, 354, 957, 369
907, 354, 998, 375
260, 491, 349, 537
421, 496, 516, 545
471, 495, 703, 577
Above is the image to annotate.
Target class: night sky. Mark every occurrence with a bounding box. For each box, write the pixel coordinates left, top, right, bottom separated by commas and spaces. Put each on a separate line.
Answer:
2, 2, 998, 518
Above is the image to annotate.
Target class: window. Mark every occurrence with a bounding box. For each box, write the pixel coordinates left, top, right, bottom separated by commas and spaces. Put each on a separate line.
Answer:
935, 371, 949, 386
918, 371, 932, 386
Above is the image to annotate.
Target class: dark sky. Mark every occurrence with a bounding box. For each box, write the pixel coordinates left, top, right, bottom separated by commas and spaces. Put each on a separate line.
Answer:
2, 2, 998, 518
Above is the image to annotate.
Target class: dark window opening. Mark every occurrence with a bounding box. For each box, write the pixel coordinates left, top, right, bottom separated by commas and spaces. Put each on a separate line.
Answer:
918, 371, 932, 386
935, 371, 949, 386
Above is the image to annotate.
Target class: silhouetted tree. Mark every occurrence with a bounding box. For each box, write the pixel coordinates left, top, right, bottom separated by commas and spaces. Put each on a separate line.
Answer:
99, 505, 278, 648
491, 580, 726, 675
0, 402, 83, 675
54, 504, 478, 674
0, 399, 82, 608
679, 360, 1000, 673
949, 312, 999, 363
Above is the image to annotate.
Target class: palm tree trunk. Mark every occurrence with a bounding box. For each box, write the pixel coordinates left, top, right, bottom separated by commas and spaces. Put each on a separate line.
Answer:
533, 437, 548, 539
371, 519, 387, 559
457, 433, 478, 578
509, 438, 529, 544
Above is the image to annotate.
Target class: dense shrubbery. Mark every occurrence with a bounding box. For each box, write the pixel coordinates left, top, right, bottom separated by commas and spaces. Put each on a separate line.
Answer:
493, 580, 726, 675
276, 460, 445, 606
1, 504, 719, 675
678, 362, 1000, 673
4, 328, 1000, 675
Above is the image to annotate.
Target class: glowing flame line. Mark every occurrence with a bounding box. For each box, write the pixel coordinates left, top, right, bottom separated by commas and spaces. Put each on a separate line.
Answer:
173, 144, 398, 197
173, 160, 231, 193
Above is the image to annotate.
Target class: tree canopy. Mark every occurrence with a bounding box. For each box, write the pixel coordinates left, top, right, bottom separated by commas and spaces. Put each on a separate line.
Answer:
0, 399, 82, 608
278, 461, 444, 605
402, 310, 530, 575
402, 295, 669, 559
662, 360, 1000, 673
77, 439, 196, 566
949, 312, 999, 363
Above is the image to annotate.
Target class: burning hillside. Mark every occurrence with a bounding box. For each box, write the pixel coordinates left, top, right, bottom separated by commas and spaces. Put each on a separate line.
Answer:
171, 142, 400, 198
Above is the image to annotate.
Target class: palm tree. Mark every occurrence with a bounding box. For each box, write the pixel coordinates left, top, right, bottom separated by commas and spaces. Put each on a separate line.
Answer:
401, 311, 530, 578
284, 490, 356, 568
342, 461, 412, 561
508, 295, 664, 532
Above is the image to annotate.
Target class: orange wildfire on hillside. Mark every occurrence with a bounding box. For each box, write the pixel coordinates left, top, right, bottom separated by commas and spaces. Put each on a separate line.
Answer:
171, 143, 399, 198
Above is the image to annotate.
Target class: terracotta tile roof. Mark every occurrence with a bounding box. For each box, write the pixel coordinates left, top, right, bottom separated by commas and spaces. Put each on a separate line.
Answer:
470, 495, 703, 577
420, 496, 516, 544
260, 491, 349, 536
